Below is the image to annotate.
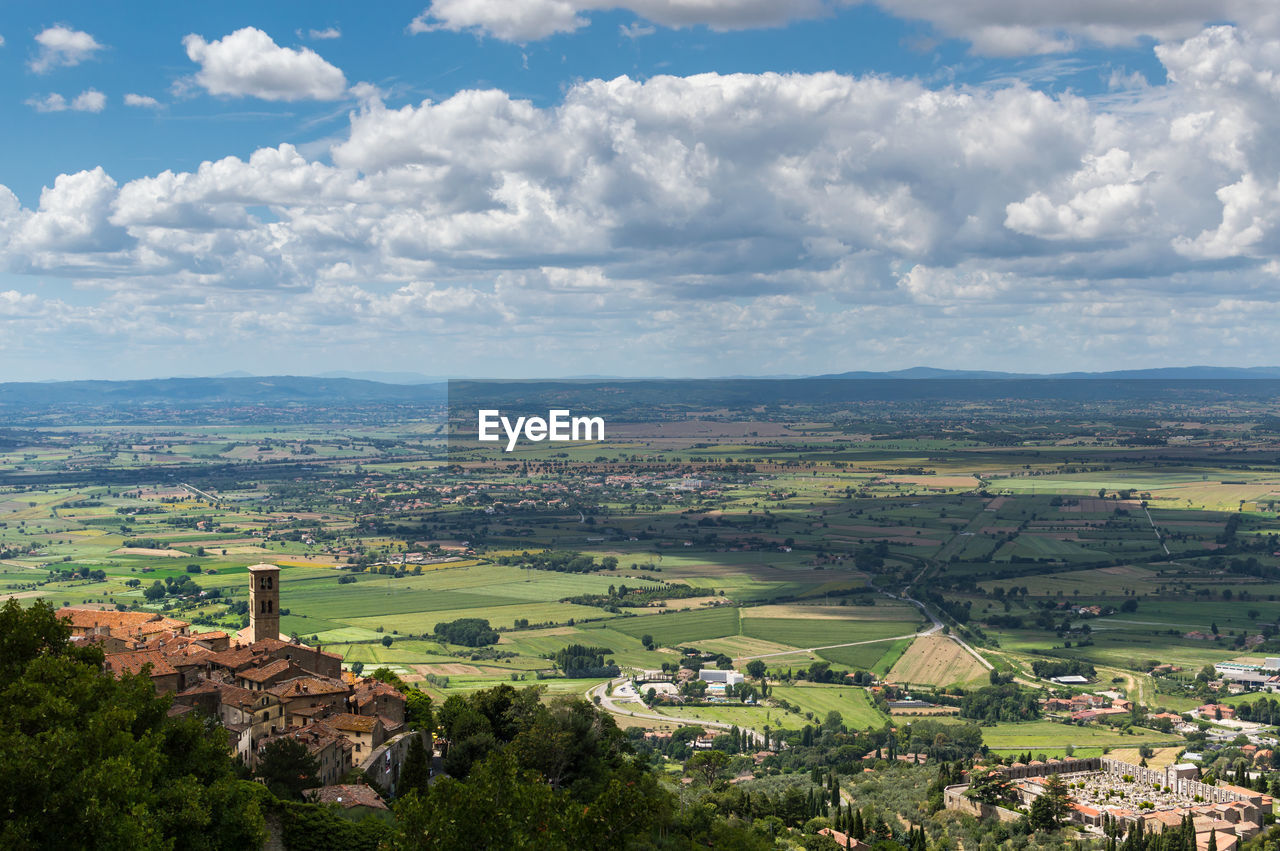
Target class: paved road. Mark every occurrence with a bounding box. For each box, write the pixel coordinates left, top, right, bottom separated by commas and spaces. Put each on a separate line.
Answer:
181, 483, 221, 503
1143, 505, 1170, 555
585, 678, 767, 747
886, 584, 994, 673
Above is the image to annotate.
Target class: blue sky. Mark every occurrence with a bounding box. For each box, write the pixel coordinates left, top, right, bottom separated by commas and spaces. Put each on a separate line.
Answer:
0, 2, 1274, 380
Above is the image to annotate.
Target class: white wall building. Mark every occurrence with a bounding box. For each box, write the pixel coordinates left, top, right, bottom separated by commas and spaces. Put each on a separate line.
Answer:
699, 669, 744, 686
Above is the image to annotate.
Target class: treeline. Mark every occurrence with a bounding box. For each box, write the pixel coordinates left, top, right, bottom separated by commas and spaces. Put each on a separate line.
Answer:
1234, 696, 1280, 725
959, 684, 1041, 722
550, 644, 619, 678
496, 551, 619, 573
433, 618, 499, 647
1030, 659, 1096, 680
560, 581, 701, 611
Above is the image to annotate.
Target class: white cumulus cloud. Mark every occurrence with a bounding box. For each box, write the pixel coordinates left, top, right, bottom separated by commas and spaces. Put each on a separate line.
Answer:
408, 0, 1280, 55
30, 25, 104, 73
26, 89, 107, 113
410, 0, 834, 42
182, 27, 348, 101
123, 93, 161, 108
8, 23, 1280, 373
872, 0, 1280, 56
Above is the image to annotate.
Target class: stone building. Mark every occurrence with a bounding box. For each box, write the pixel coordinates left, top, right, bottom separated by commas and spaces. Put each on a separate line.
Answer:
248, 563, 280, 643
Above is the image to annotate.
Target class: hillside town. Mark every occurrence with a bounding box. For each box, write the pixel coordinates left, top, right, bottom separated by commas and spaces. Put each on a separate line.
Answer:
62, 563, 419, 803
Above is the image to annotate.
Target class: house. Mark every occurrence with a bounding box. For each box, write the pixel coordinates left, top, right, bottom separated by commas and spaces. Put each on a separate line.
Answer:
59, 607, 189, 640
237, 658, 305, 692
350, 678, 407, 725
265, 722, 354, 786
103, 650, 181, 694
1196, 704, 1236, 721
303, 784, 388, 814
698, 669, 745, 687
817, 828, 870, 849
322, 713, 387, 758
270, 677, 352, 726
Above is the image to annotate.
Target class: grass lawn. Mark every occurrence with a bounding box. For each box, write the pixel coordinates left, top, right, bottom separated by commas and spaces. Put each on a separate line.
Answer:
975, 720, 1183, 750
767, 683, 888, 730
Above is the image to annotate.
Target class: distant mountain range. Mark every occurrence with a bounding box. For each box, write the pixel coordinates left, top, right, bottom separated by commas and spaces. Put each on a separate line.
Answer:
0, 376, 447, 407
813, 366, 1280, 380
0, 367, 1278, 410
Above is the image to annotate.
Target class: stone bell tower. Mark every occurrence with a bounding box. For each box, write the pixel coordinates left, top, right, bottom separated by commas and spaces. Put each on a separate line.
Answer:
248, 563, 280, 642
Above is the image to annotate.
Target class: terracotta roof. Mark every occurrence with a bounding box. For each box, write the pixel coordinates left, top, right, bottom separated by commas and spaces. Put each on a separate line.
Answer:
240, 659, 295, 682
61, 607, 187, 634
267, 721, 354, 757
1147, 810, 1185, 827
269, 677, 350, 699
215, 682, 276, 712
207, 648, 261, 671
303, 784, 387, 810
1219, 784, 1261, 798
250, 637, 292, 653
177, 680, 220, 697
324, 713, 381, 733
104, 650, 178, 678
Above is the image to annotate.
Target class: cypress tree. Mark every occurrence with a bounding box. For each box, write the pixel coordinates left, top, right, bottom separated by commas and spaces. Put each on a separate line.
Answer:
398, 733, 430, 797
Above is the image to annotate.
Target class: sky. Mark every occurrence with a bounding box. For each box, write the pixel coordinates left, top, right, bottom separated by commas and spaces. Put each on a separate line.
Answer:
1, 1, 1279, 380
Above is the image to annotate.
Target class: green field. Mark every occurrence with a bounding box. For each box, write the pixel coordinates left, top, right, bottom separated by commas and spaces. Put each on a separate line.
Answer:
608, 606, 741, 646
741, 615, 919, 648
767, 683, 889, 730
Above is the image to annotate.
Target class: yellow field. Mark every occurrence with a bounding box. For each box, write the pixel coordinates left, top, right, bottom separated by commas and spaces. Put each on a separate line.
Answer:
887, 634, 989, 688
1107, 746, 1183, 769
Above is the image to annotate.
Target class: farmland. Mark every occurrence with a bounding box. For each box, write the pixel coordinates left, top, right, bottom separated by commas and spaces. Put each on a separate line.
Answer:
887, 634, 990, 688
5, 384, 1280, 758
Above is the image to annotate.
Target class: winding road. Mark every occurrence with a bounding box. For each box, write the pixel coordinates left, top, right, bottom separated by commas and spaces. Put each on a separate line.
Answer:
585, 678, 767, 747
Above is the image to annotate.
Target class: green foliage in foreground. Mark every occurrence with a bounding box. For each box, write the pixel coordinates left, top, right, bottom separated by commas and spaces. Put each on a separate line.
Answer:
0, 599, 267, 850
388, 683, 773, 850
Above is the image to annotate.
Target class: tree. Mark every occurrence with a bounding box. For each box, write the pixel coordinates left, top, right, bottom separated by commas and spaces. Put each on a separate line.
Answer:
965, 770, 1015, 806
350, 661, 364, 676
685, 750, 730, 786
0, 599, 267, 849
144, 579, 167, 601
399, 734, 431, 798
640, 633, 654, 650
382, 635, 394, 648
746, 660, 767, 680
1028, 775, 1072, 831
406, 689, 434, 731
256, 737, 321, 801
433, 618, 500, 647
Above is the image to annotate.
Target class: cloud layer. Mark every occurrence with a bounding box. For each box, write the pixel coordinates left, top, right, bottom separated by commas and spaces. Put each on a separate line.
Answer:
410, 0, 1280, 54
5, 24, 1280, 374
